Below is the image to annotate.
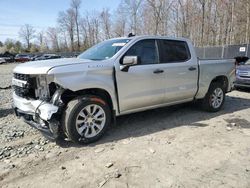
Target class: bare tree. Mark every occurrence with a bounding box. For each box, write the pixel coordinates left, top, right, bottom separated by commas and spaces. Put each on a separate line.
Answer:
37, 31, 44, 47
58, 9, 75, 51
100, 8, 112, 39
47, 27, 60, 52
145, 0, 173, 35
13, 0, 250, 52
37, 31, 47, 52
246, 0, 250, 43
81, 12, 101, 47
19, 24, 36, 50
71, 0, 81, 51
113, 5, 127, 37
121, 0, 143, 34
198, 0, 206, 46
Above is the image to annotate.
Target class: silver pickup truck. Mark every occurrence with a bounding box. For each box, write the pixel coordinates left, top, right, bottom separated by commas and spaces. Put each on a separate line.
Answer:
12, 36, 235, 144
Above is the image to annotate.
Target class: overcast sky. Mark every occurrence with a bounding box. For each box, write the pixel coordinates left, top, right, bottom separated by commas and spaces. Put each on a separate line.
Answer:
0, 0, 120, 42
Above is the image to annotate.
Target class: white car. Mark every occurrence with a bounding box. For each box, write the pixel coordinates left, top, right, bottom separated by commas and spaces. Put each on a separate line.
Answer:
0, 58, 6, 64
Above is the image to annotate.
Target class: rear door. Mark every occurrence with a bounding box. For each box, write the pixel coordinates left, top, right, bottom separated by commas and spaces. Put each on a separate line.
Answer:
157, 39, 199, 102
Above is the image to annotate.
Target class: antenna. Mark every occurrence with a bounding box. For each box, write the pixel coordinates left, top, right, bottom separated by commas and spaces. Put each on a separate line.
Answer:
128, 33, 135, 37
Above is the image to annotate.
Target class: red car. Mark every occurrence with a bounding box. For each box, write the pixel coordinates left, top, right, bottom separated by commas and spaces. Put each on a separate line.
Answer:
15, 54, 31, 63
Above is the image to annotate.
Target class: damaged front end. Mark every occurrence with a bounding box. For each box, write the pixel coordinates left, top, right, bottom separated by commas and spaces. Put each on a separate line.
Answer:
12, 73, 65, 140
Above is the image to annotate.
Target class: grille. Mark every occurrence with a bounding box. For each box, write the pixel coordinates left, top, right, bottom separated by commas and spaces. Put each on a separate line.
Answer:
13, 85, 31, 97
13, 73, 36, 98
14, 73, 30, 81
239, 75, 250, 78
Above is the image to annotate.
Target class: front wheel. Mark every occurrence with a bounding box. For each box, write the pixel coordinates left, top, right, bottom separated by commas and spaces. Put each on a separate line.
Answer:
201, 82, 225, 112
62, 95, 111, 144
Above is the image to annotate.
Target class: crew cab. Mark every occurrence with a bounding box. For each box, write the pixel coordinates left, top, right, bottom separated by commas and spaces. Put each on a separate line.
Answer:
12, 36, 236, 144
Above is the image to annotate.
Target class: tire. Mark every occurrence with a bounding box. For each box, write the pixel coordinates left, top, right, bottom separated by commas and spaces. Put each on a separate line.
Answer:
234, 86, 242, 91
201, 82, 225, 112
61, 95, 111, 144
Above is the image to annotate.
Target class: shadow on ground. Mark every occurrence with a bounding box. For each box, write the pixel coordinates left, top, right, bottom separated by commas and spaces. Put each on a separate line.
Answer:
0, 108, 13, 118
57, 94, 250, 148
235, 87, 250, 93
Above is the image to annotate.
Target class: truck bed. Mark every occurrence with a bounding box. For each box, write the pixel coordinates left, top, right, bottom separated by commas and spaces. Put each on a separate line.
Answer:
195, 58, 236, 99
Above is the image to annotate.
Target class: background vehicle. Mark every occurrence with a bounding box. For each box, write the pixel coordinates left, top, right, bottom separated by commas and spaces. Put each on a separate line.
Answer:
31, 55, 42, 61
235, 58, 250, 89
15, 54, 31, 63
35, 54, 61, 61
0, 52, 15, 63
0, 57, 6, 64
12, 36, 235, 144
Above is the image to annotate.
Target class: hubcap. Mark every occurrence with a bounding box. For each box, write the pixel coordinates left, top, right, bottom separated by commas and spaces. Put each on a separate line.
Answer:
211, 88, 224, 109
76, 104, 106, 138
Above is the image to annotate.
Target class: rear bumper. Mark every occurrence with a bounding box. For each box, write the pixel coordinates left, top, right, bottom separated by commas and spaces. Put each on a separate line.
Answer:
13, 93, 60, 140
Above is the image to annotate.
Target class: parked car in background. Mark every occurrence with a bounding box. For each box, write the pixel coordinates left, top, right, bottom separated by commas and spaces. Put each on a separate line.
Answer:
15, 54, 31, 63
0, 52, 15, 63
0, 57, 6, 64
35, 54, 61, 61
31, 55, 42, 61
3, 56, 14, 63
234, 58, 250, 89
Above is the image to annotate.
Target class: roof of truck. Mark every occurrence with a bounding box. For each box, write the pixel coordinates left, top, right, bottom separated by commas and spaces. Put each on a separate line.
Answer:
110, 35, 190, 42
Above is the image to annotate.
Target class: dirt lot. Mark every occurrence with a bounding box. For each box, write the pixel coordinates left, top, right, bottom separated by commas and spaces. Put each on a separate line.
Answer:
0, 63, 250, 188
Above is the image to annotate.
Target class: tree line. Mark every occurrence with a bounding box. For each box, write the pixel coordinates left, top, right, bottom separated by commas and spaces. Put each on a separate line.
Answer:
1, 0, 250, 54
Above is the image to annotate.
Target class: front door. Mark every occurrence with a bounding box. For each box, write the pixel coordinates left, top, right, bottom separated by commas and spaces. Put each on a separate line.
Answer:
115, 39, 166, 113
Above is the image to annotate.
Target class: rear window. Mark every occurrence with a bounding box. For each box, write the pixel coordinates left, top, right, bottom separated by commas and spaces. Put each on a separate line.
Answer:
158, 40, 190, 63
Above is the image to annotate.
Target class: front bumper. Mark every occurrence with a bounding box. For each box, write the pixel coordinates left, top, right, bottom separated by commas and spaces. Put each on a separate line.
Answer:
13, 93, 60, 140
234, 77, 250, 88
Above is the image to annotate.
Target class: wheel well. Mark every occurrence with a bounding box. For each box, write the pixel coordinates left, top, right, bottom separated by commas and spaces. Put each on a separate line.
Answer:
210, 76, 228, 91
61, 88, 113, 110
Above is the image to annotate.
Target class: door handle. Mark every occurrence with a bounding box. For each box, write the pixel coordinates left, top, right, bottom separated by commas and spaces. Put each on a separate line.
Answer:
188, 67, 197, 71
153, 69, 164, 74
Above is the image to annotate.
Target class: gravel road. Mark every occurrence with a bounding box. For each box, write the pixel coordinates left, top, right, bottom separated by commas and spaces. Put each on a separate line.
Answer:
0, 63, 250, 188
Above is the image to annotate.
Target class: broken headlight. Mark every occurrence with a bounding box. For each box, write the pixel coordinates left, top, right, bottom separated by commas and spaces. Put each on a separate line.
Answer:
35, 75, 54, 100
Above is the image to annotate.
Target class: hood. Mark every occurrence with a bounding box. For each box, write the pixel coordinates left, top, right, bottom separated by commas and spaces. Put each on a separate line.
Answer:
13, 58, 91, 74
237, 65, 250, 71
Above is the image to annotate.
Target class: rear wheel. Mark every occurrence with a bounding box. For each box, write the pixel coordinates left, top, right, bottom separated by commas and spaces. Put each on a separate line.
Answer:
201, 82, 225, 112
62, 95, 111, 144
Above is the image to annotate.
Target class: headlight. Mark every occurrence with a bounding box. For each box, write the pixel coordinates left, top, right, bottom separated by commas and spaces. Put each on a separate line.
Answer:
51, 87, 65, 105
35, 75, 54, 100
38, 75, 47, 86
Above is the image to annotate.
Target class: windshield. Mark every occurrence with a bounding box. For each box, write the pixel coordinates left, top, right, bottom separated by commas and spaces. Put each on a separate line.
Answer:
238, 59, 250, 65
245, 60, 250, 65
79, 39, 130, 60
17, 55, 27, 57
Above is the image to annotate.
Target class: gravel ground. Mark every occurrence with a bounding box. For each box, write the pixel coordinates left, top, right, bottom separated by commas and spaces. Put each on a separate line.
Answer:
0, 63, 250, 188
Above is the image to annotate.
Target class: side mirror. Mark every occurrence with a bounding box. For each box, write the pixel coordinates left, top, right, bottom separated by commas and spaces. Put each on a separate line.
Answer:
122, 56, 138, 65
120, 56, 138, 71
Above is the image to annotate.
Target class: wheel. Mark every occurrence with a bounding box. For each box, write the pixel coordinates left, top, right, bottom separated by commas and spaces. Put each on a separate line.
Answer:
201, 82, 225, 112
62, 95, 111, 144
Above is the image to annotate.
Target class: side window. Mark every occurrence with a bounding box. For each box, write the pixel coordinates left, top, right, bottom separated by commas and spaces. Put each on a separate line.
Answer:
124, 39, 157, 65
158, 40, 190, 63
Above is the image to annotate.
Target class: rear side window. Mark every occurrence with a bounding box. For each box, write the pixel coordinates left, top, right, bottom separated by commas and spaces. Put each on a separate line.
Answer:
124, 39, 157, 65
158, 40, 190, 63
